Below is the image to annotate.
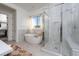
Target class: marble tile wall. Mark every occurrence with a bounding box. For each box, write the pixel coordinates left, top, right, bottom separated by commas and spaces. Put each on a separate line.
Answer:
44, 3, 79, 56
44, 4, 62, 54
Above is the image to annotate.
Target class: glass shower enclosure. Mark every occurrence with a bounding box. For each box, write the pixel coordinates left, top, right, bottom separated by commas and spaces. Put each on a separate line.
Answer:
42, 3, 79, 56
42, 4, 62, 56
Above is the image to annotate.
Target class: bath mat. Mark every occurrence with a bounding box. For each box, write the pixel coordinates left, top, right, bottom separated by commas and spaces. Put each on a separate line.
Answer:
7, 44, 32, 56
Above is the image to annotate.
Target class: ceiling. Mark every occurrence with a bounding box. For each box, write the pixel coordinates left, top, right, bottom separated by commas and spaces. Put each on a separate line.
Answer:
14, 3, 50, 12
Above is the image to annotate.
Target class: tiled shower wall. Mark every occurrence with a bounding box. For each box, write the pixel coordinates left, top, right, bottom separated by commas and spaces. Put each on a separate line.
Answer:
62, 4, 79, 55
48, 5, 61, 53
44, 3, 79, 56
43, 4, 62, 55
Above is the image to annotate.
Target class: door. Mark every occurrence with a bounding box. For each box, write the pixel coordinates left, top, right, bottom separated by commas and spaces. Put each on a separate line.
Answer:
49, 5, 61, 54
43, 4, 62, 55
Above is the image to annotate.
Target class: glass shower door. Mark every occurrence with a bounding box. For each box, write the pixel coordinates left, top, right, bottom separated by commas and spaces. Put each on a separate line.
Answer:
42, 4, 62, 55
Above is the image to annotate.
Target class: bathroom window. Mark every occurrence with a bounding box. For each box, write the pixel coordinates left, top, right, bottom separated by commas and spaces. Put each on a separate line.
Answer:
32, 16, 41, 28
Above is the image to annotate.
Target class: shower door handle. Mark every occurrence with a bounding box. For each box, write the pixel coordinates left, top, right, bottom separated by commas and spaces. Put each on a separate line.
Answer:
60, 25, 62, 42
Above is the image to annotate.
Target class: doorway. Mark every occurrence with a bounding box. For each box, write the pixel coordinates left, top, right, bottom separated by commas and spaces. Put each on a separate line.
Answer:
0, 4, 16, 42
0, 14, 8, 41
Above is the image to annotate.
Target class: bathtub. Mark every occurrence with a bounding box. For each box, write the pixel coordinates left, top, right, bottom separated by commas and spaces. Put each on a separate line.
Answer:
24, 33, 42, 45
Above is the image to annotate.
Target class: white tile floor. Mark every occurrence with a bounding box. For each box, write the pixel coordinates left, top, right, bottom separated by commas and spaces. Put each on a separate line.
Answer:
5, 40, 53, 56
0, 37, 56, 56
17, 41, 53, 56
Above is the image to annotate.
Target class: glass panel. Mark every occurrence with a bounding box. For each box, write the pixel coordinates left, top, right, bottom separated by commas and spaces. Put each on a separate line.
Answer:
42, 5, 62, 55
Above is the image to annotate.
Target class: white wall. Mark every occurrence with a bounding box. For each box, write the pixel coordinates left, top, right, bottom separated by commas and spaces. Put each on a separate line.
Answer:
3, 3, 29, 42
27, 3, 61, 43
27, 4, 61, 31
0, 4, 16, 41
28, 3, 60, 16
28, 4, 62, 55
2, 3, 60, 42
26, 4, 49, 31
